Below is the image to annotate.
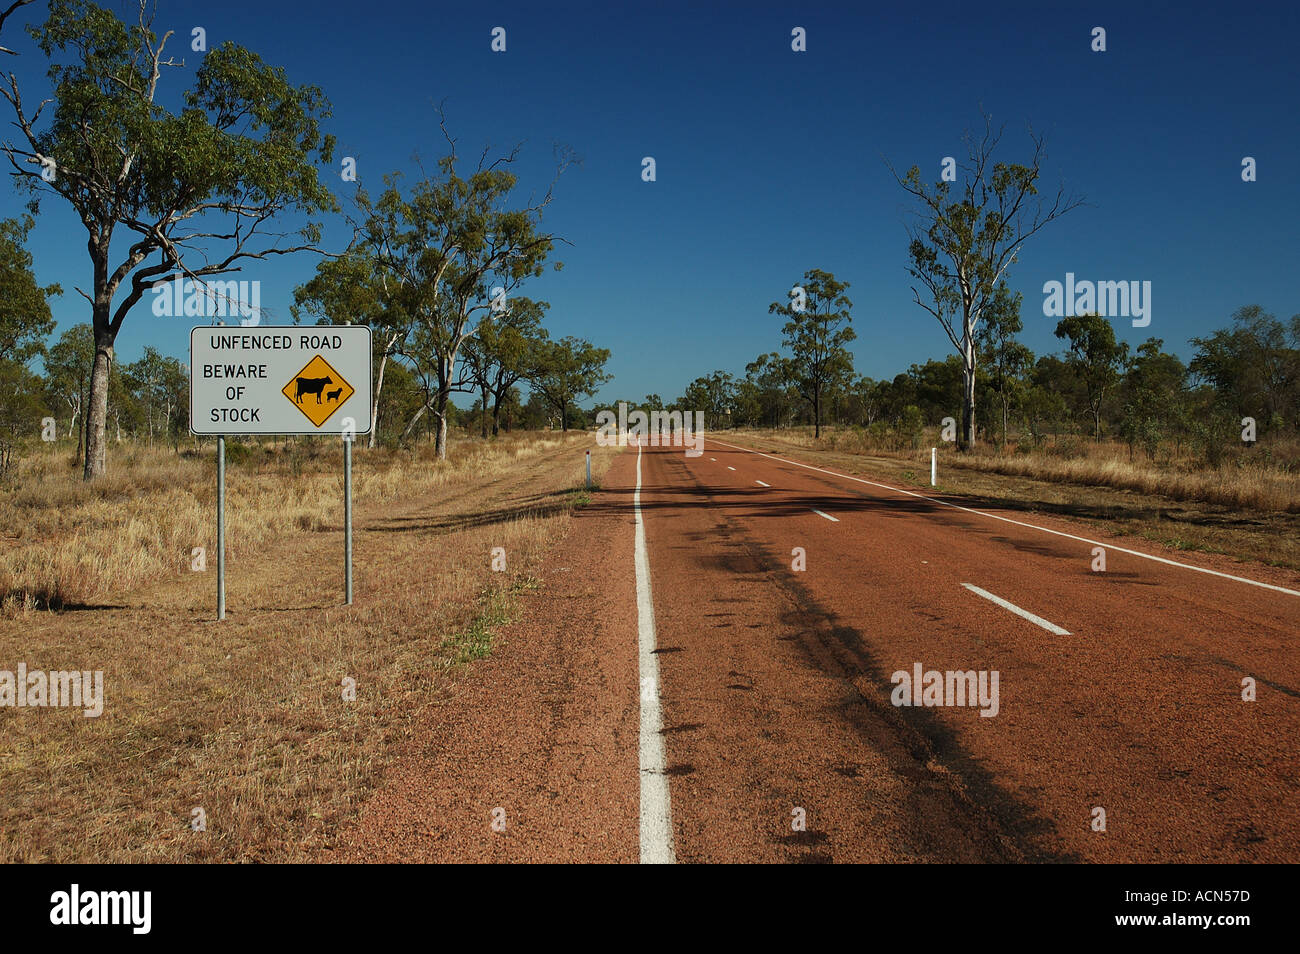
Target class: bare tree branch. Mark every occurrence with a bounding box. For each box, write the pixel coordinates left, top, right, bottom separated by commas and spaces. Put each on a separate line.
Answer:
0, 0, 33, 56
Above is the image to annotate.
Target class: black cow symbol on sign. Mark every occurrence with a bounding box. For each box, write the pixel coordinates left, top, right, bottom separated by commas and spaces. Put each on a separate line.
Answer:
295, 375, 333, 405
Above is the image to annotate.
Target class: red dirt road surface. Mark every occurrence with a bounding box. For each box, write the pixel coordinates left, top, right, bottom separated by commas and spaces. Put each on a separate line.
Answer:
341, 438, 1300, 863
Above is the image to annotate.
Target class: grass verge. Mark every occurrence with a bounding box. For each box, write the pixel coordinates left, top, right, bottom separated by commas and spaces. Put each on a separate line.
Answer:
723, 428, 1300, 571
0, 431, 621, 861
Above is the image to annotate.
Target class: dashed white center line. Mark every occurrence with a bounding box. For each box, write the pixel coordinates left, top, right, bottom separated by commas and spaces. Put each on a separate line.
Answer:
727, 466, 736, 471
961, 583, 1071, 635
812, 509, 839, 522
709, 457, 717, 461
755, 480, 769, 487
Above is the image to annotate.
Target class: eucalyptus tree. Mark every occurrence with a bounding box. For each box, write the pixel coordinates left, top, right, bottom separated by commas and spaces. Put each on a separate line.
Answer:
974, 282, 1032, 445
768, 268, 856, 439
44, 323, 93, 450
891, 114, 1082, 449
0, 213, 59, 365
463, 296, 550, 438
529, 336, 610, 432
354, 113, 567, 458
3, 0, 338, 477
292, 247, 410, 447
1055, 312, 1128, 438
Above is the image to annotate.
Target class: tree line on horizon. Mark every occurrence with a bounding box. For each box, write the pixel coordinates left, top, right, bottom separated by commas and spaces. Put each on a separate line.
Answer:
612, 275, 1299, 465
0, 0, 613, 479
610, 114, 1297, 465
1, 309, 612, 477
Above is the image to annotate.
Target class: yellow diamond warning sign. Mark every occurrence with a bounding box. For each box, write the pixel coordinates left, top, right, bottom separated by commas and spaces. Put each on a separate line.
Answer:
281, 354, 355, 428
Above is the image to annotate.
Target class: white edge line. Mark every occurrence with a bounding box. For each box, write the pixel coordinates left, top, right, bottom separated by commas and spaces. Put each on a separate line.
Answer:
709, 438, 1300, 598
812, 509, 839, 522
755, 480, 770, 487
962, 583, 1071, 635
634, 442, 675, 864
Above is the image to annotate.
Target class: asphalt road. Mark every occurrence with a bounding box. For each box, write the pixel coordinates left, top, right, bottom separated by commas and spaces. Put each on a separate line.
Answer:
635, 437, 1299, 863
342, 437, 1298, 863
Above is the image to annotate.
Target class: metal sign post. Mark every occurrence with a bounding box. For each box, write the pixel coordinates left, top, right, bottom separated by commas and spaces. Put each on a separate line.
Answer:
344, 434, 353, 605
217, 435, 226, 621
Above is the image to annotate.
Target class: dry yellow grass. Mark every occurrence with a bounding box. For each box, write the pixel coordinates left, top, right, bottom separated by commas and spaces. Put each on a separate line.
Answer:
724, 427, 1300, 570
0, 430, 621, 862
0, 433, 589, 613
944, 450, 1299, 513
735, 427, 1300, 514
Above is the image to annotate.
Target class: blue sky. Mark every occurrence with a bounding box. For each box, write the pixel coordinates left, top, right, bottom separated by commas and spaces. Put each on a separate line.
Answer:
7, 0, 1299, 404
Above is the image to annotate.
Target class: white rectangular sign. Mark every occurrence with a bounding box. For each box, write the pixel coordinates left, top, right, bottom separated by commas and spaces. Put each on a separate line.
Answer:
190, 325, 373, 435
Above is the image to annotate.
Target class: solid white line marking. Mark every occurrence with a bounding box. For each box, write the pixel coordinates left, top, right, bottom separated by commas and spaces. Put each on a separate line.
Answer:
709, 439, 1300, 597
755, 480, 770, 487
812, 509, 839, 522
634, 442, 675, 864
962, 583, 1071, 635
727, 466, 736, 471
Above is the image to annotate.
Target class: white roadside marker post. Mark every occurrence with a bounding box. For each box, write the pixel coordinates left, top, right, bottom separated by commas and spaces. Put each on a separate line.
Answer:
931, 447, 937, 487
586, 449, 592, 489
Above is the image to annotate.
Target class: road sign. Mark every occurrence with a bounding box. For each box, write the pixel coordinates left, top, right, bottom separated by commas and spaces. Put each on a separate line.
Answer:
191, 325, 371, 620
190, 326, 372, 435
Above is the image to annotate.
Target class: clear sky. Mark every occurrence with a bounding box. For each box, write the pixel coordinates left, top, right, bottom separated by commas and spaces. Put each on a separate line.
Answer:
6, 0, 1298, 404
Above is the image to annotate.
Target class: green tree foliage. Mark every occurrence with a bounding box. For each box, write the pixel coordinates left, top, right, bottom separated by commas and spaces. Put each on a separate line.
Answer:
0, 215, 60, 364
1023, 354, 1081, 441
462, 297, 551, 437
905, 355, 964, 424
1190, 305, 1300, 433
121, 345, 187, 447
292, 248, 409, 447
974, 282, 1032, 444
495, 385, 525, 433
519, 390, 554, 430
742, 352, 791, 428
768, 268, 856, 438
43, 322, 94, 451
844, 375, 882, 427
1019, 377, 1071, 446
0, 361, 46, 479
679, 371, 736, 429
370, 360, 424, 447
0, 206, 59, 480
899, 404, 925, 449
1119, 338, 1188, 459
529, 336, 610, 432
1055, 313, 1129, 438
